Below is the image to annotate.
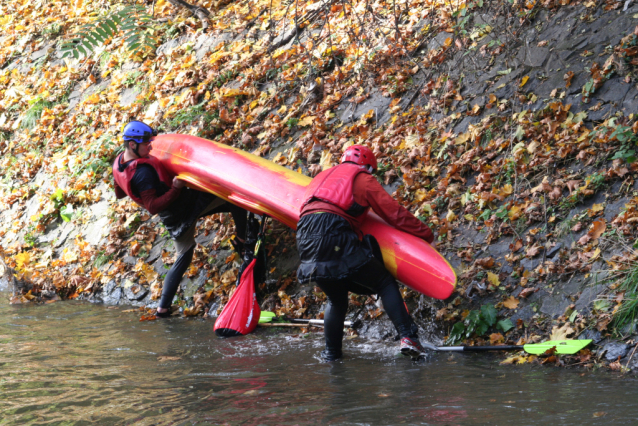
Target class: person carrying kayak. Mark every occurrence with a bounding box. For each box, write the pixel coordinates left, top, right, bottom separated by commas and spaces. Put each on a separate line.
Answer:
112, 120, 248, 318
296, 145, 435, 361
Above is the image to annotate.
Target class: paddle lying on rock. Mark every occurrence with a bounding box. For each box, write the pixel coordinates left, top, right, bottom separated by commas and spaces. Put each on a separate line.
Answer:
422, 339, 592, 355
259, 312, 590, 354
258, 312, 357, 328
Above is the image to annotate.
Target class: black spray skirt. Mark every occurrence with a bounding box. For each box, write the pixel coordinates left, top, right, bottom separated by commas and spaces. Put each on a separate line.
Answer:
296, 212, 377, 287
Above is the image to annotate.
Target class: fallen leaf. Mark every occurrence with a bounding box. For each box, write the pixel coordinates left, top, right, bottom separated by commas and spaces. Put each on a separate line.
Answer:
503, 296, 519, 309
487, 272, 500, 287
519, 76, 529, 87
549, 323, 574, 341
526, 244, 542, 258
510, 239, 523, 252
501, 355, 529, 365
588, 219, 606, 240
490, 333, 504, 345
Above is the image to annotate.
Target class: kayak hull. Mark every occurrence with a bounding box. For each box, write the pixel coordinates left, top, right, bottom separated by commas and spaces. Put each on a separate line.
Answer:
151, 134, 456, 300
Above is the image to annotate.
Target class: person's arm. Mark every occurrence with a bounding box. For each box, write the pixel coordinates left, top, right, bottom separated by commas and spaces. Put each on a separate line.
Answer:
132, 166, 183, 215
139, 187, 182, 215
358, 174, 435, 243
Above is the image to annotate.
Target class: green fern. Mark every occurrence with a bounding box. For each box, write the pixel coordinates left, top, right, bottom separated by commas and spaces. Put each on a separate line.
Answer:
61, 5, 157, 59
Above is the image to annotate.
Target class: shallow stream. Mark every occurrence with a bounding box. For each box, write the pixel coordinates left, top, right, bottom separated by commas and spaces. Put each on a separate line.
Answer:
1, 297, 637, 425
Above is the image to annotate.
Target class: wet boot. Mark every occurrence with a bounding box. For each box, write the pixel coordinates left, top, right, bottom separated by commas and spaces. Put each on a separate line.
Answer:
321, 348, 343, 362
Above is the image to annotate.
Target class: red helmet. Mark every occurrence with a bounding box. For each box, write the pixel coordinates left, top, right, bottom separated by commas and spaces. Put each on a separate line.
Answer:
340, 145, 377, 171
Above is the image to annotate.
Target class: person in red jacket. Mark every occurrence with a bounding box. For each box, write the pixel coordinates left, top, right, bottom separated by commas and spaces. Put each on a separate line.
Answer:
113, 121, 248, 318
296, 145, 435, 361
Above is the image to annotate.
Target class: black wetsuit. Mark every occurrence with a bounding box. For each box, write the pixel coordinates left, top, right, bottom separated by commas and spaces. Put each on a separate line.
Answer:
126, 164, 247, 310
296, 213, 418, 360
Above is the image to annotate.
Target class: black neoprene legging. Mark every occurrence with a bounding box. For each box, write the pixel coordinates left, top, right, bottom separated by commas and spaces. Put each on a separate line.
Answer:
159, 203, 247, 309
317, 258, 419, 358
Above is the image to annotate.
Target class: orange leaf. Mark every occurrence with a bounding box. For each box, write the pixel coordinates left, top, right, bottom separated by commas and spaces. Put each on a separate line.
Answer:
490, 333, 504, 345
588, 219, 606, 240
503, 296, 519, 309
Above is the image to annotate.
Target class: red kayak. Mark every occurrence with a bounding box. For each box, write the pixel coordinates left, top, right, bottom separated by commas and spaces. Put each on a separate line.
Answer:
151, 135, 456, 300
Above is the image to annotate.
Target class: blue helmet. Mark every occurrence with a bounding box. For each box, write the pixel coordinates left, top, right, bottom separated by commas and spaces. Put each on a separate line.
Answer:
122, 121, 157, 144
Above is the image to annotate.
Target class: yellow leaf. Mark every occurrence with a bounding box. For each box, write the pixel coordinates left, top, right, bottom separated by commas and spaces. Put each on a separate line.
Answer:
421, 203, 433, 216
549, 323, 574, 341
455, 132, 470, 145
446, 209, 457, 222
181, 54, 196, 69
298, 116, 314, 127
499, 184, 513, 196
62, 249, 78, 263
14, 252, 31, 270
501, 355, 530, 365
209, 50, 231, 64
222, 88, 250, 98
508, 205, 523, 221
414, 188, 428, 202
503, 296, 519, 309
487, 272, 500, 287
84, 93, 100, 105
273, 152, 287, 165
287, 147, 299, 163
320, 150, 333, 171
589, 247, 601, 262
183, 306, 201, 316
520, 76, 529, 87
444, 37, 452, 47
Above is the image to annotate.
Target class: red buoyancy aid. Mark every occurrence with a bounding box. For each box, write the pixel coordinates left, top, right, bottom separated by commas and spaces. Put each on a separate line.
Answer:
302, 163, 371, 216
112, 153, 175, 206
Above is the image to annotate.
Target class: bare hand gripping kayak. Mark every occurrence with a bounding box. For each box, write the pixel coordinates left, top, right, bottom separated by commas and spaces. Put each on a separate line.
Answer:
150, 134, 457, 300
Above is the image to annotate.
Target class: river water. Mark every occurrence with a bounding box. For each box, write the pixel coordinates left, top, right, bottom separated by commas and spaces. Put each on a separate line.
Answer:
1, 297, 637, 425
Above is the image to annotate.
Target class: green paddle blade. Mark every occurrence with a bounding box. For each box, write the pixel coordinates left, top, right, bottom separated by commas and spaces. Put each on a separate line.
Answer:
259, 311, 276, 323
523, 339, 592, 355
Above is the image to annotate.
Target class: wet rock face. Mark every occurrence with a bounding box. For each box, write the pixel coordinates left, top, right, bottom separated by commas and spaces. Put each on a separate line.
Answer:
124, 284, 148, 302
102, 286, 122, 306
602, 342, 629, 362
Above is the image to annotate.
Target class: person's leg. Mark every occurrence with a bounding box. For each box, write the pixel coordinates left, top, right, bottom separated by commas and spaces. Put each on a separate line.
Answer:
316, 279, 349, 360
156, 222, 197, 315
350, 260, 418, 339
